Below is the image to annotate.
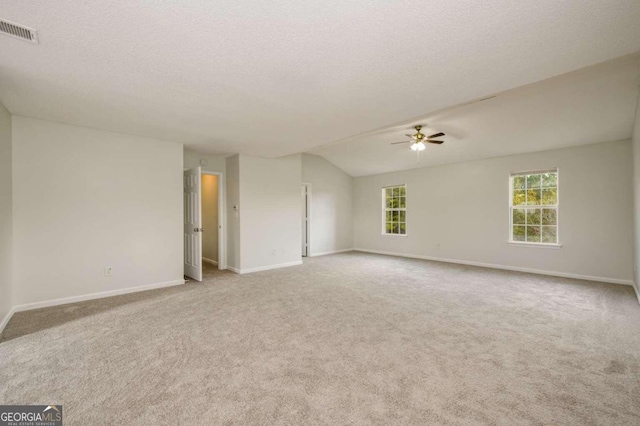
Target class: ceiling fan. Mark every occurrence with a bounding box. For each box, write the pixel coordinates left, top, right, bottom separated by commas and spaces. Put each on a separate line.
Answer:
391, 125, 445, 162
391, 125, 445, 150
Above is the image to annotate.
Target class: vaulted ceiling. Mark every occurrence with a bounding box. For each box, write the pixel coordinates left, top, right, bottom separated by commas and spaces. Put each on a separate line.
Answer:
312, 54, 640, 176
1, 1, 640, 165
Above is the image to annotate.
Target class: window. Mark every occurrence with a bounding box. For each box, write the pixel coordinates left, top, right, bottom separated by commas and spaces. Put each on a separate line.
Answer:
383, 185, 406, 235
510, 170, 558, 244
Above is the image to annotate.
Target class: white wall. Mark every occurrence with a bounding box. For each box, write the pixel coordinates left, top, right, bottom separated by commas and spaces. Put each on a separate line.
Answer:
301, 154, 353, 255
184, 149, 227, 174
239, 154, 302, 272
226, 155, 241, 271
0, 103, 12, 330
354, 140, 634, 283
632, 90, 640, 297
201, 174, 218, 263
12, 117, 184, 306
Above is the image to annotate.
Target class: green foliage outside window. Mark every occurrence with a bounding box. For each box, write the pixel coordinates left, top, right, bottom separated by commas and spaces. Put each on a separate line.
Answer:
384, 185, 406, 235
511, 172, 558, 244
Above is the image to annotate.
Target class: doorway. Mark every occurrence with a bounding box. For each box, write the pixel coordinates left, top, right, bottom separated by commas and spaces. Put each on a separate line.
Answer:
301, 183, 310, 257
184, 168, 226, 281
201, 173, 220, 274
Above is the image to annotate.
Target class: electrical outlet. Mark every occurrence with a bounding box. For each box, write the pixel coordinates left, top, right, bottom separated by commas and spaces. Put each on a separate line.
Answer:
104, 267, 113, 277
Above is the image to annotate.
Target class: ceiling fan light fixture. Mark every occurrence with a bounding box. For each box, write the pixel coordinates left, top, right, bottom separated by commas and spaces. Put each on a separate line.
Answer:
410, 141, 426, 151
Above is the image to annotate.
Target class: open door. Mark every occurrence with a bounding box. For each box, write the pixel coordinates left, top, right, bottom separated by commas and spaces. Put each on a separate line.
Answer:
184, 167, 203, 281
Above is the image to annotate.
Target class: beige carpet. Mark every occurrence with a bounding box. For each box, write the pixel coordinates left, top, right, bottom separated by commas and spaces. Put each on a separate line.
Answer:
1, 252, 639, 425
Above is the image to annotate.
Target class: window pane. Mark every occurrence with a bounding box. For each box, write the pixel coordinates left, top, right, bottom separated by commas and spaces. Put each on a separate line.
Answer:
393, 187, 400, 196
391, 211, 398, 222
542, 173, 557, 188
527, 174, 541, 188
526, 189, 541, 205
399, 186, 406, 196
392, 223, 399, 234
385, 223, 393, 234
513, 190, 526, 206
512, 209, 525, 225
399, 223, 406, 234
541, 188, 557, 205
386, 211, 392, 222
513, 226, 526, 241
385, 188, 393, 198
513, 176, 526, 190
386, 198, 393, 208
391, 198, 399, 208
542, 226, 557, 243
398, 197, 406, 208
398, 211, 406, 222
542, 208, 557, 225
526, 208, 541, 225
526, 226, 540, 242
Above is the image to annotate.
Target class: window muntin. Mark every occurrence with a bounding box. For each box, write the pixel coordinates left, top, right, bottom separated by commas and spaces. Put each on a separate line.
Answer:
383, 185, 406, 235
510, 170, 558, 244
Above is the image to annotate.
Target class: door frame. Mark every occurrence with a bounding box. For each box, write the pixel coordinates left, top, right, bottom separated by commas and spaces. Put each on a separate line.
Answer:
301, 182, 311, 257
200, 171, 227, 270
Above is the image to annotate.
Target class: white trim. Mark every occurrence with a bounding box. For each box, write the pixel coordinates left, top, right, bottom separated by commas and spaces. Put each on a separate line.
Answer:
0, 306, 17, 337
230, 260, 303, 275
633, 282, 640, 305
202, 257, 218, 266
301, 183, 311, 257
508, 169, 560, 245
11, 280, 185, 313
226, 265, 241, 274
382, 184, 407, 236
353, 248, 634, 286
507, 241, 562, 249
309, 248, 354, 257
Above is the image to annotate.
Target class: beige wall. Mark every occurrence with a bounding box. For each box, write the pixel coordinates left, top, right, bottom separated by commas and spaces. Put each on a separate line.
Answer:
301, 154, 353, 255
632, 90, 640, 298
201, 174, 219, 263
239, 154, 302, 272
12, 117, 184, 306
0, 103, 12, 331
354, 140, 634, 283
184, 149, 226, 174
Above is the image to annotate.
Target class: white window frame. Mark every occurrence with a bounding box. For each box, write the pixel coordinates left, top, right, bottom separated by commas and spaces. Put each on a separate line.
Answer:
508, 169, 561, 248
381, 184, 407, 236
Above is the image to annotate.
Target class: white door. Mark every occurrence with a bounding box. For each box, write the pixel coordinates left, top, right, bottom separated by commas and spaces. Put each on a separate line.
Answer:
301, 184, 308, 257
184, 168, 203, 281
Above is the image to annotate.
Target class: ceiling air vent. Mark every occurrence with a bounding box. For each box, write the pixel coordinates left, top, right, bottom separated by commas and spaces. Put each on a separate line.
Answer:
0, 19, 38, 44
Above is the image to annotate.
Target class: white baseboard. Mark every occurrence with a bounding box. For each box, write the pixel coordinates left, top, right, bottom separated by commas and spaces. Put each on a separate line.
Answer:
230, 260, 303, 275
309, 248, 354, 257
202, 257, 218, 266
0, 306, 17, 337
633, 282, 640, 305
353, 248, 634, 287
11, 279, 186, 314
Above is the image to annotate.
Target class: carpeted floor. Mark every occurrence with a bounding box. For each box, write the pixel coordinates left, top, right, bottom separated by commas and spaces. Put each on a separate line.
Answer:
1, 252, 639, 425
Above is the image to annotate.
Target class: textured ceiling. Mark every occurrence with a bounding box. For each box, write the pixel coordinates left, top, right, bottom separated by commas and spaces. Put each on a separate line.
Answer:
312, 54, 640, 176
1, 1, 640, 159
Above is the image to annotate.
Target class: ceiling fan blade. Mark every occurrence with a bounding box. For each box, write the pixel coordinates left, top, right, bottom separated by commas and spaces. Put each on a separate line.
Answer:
391, 141, 410, 145
405, 134, 416, 139
426, 140, 444, 144
427, 132, 445, 138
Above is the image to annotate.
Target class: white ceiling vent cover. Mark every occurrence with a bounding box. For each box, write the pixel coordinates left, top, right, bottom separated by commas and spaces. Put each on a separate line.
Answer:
0, 19, 38, 44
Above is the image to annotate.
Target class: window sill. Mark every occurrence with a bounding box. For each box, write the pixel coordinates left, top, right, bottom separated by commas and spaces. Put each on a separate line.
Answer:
382, 233, 408, 237
507, 241, 562, 249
